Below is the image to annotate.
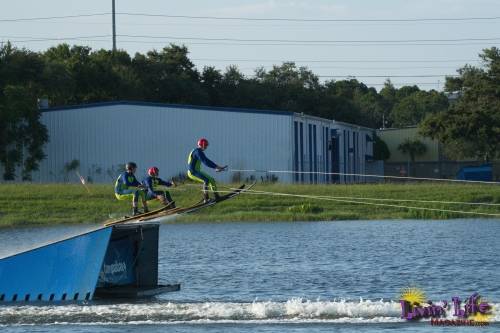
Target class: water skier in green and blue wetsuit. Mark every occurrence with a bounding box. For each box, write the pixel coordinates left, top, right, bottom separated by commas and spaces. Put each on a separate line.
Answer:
114, 162, 149, 216
187, 138, 227, 203
142, 166, 177, 208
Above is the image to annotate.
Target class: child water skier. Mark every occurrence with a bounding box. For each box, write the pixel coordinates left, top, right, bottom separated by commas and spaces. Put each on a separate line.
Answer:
142, 166, 176, 208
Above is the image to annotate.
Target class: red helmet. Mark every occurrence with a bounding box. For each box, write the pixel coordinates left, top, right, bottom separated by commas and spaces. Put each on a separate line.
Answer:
148, 166, 159, 177
197, 138, 209, 149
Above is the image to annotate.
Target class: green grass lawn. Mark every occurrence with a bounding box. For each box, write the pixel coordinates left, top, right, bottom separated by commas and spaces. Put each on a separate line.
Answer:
0, 182, 499, 227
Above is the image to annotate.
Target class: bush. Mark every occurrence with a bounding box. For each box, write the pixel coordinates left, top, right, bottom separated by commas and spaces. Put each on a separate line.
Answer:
288, 203, 323, 214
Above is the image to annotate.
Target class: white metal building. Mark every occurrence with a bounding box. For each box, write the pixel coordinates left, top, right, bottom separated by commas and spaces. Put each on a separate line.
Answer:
24, 101, 373, 184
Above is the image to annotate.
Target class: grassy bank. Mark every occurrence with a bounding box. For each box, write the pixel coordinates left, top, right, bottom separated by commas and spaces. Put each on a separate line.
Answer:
0, 182, 499, 227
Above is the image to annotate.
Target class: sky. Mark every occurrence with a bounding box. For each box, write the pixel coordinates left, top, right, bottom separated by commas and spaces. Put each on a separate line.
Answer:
1, 0, 500, 91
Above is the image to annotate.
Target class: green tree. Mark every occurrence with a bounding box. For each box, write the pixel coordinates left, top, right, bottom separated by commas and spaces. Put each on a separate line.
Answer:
257, 62, 321, 113
0, 85, 48, 180
201, 66, 223, 105
380, 80, 396, 107
398, 139, 427, 176
134, 44, 205, 104
0, 43, 48, 180
379, 80, 397, 128
398, 139, 427, 162
352, 86, 387, 128
391, 90, 448, 127
373, 134, 391, 160
420, 47, 500, 161
219, 65, 249, 107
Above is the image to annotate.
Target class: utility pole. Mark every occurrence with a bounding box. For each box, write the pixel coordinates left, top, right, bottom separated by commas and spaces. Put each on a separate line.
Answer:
112, 0, 116, 51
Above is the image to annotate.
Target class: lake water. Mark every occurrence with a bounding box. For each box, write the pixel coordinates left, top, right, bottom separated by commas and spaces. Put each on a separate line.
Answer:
1, 219, 499, 332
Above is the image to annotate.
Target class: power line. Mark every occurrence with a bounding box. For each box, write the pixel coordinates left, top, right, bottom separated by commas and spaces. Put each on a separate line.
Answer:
7, 34, 495, 47
114, 39, 499, 47
117, 12, 500, 23
192, 58, 478, 63
362, 82, 441, 86
8, 37, 496, 47
2, 12, 500, 23
4, 35, 111, 43
316, 74, 457, 78
0, 13, 109, 22
113, 35, 500, 47
0, 19, 494, 29
118, 34, 500, 44
242, 73, 456, 78
112, 0, 116, 51
239, 65, 463, 70
5, 32, 498, 47
236, 79, 443, 86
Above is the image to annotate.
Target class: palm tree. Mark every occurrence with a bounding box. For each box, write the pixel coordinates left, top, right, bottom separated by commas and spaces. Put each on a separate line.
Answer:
398, 139, 427, 177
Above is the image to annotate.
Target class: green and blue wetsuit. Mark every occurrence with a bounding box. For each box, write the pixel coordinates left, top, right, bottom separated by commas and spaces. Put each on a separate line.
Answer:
142, 176, 174, 202
187, 148, 218, 193
114, 171, 145, 203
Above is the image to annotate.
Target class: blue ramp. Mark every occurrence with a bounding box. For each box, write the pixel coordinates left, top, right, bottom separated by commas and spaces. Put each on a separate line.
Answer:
0, 227, 112, 302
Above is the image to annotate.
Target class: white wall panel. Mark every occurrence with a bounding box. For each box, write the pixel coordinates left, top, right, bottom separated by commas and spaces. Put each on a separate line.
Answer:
30, 103, 294, 184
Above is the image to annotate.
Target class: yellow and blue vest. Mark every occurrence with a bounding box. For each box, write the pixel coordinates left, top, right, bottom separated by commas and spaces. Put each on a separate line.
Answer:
188, 148, 217, 172
114, 172, 140, 193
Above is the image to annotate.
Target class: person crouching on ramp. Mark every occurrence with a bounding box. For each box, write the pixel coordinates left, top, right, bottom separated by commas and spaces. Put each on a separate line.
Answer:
143, 166, 176, 208
187, 138, 227, 203
114, 162, 149, 216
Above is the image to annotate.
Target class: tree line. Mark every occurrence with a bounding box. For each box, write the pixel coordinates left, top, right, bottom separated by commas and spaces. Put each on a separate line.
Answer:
0, 42, 498, 180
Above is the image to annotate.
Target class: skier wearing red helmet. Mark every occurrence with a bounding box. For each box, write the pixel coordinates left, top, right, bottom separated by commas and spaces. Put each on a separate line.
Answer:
142, 166, 176, 208
187, 138, 227, 203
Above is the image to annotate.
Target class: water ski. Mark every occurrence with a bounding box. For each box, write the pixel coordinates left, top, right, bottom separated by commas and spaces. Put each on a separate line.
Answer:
140, 182, 255, 220
178, 182, 255, 215
105, 203, 178, 226
105, 182, 255, 226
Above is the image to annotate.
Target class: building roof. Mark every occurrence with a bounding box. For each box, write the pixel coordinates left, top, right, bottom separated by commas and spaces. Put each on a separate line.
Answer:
333, 120, 374, 132
377, 126, 417, 132
43, 100, 374, 130
42, 100, 294, 117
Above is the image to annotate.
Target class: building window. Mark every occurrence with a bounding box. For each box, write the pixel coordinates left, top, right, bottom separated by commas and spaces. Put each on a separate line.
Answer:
300, 122, 304, 183
308, 124, 313, 183
331, 129, 339, 183
313, 124, 317, 183
294, 121, 299, 182
343, 130, 347, 183
324, 127, 328, 183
